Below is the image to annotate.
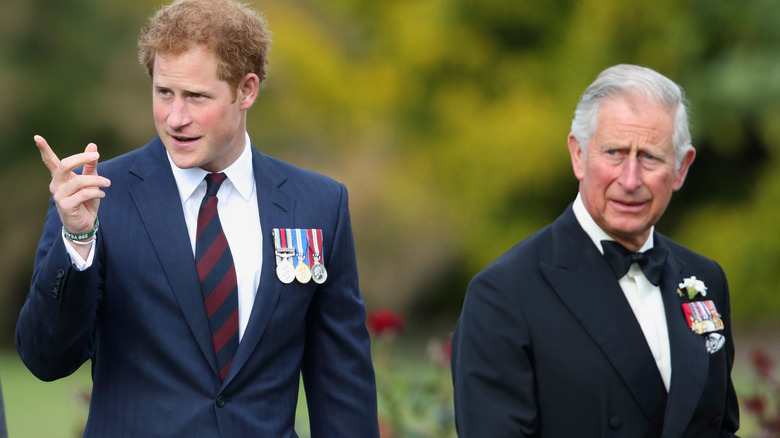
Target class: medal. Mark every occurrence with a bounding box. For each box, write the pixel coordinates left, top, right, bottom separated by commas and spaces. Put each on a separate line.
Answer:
705, 333, 725, 354
295, 263, 312, 284
309, 228, 328, 284
682, 300, 724, 334
276, 259, 295, 284
294, 228, 311, 284
273, 228, 296, 284
311, 262, 327, 284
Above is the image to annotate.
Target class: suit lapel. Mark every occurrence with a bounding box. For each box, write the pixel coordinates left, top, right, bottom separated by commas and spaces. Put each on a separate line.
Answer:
540, 208, 667, 434
223, 149, 295, 384
658, 237, 709, 438
127, 139, 218, 375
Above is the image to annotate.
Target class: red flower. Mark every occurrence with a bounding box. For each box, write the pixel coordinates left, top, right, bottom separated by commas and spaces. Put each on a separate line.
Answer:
743, 395, 766, 417
750, 349, 775, 380
378, 417, 394, 438
367, 309, 405, 337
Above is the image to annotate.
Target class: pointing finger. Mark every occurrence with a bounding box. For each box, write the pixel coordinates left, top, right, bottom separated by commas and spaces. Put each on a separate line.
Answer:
34, 135, 61, 175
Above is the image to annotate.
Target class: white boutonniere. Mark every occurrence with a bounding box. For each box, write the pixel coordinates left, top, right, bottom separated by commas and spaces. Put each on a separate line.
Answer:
677, 276, 707, 300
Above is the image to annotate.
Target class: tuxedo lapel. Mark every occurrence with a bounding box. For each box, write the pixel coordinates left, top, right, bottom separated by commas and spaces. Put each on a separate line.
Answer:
224, 149, 295, 384
126, 139, 218, 376
658, 237, 709, 438
539, 208, 667, 434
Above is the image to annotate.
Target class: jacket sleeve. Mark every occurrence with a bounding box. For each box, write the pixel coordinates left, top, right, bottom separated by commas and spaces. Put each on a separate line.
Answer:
15, 199, 100, 381
451, 265, 538, 438
300, 184, 379, 437
718, 265, 740, 437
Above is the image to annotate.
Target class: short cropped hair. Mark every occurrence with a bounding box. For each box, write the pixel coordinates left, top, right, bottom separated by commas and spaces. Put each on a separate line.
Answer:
570, 64, 692, 169
138, 0, 272, 89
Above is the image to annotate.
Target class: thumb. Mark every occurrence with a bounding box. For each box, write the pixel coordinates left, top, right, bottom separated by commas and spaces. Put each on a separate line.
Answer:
82, 143, 99, 176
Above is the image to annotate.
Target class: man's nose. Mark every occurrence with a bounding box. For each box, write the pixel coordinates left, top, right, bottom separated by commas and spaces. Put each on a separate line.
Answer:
167, 99, 191, 129
618, 156, 642, 190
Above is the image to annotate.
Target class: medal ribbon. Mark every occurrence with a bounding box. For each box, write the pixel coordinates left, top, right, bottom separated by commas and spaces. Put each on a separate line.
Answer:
704, 300, 720, 318
273, 229, 284, 264
682, 300, 723, 333
308, 229, 324, 265
274, 228, 295, 264
294, 228, 309, 267
284, 229, 295, 265
694, 301, 711, 321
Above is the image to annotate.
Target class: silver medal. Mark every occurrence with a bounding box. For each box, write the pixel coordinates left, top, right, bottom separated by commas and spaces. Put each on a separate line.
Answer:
276, 258, 296, 284
311, 262, 327, 284
273, 229, 296, 284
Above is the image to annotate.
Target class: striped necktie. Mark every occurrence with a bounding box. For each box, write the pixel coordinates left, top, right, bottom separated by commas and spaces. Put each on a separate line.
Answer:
196, 173, 239, 381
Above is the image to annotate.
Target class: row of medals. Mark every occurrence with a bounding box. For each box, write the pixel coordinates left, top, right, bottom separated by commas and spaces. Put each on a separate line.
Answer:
275, 247, 327, 285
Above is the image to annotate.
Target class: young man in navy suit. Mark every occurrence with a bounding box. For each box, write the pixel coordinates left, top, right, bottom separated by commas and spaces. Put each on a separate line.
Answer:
17, 0, 378, 436
452, 64, 740, 437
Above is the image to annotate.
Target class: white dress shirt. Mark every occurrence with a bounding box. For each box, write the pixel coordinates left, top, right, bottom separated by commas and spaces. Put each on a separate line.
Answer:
572, 194, 672, 391
66, 132, 262, 342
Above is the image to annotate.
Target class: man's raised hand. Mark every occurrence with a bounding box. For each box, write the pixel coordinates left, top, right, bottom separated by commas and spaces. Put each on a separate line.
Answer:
35, 135, 111, 238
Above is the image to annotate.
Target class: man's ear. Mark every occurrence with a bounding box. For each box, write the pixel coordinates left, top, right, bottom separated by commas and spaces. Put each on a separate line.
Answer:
237, 73, 260, 110
568, 133, 585, 181
673, 147, 696, 191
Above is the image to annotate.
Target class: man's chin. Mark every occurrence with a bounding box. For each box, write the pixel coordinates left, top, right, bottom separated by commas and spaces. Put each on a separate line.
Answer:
167, 152, 202, 170
606, 222, 653, 247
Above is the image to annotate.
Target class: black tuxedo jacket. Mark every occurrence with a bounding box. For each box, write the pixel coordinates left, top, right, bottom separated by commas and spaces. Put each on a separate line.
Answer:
452, 206, 739, 437
17, 137, 379, 437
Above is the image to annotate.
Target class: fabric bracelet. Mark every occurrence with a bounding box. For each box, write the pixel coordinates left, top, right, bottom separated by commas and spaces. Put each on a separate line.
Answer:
63, 233, 96, 245
63, 218, 99, 242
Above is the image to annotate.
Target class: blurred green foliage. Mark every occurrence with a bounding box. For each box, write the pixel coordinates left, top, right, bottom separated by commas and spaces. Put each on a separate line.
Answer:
1, 0, 780, 350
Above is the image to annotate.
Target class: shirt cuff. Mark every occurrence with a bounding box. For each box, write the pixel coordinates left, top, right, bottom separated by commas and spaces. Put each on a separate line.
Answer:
61, 233, 96, 271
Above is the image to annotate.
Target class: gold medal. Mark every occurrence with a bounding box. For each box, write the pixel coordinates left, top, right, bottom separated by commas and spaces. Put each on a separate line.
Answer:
292, 228, 312, 284
296, 262, 312, 284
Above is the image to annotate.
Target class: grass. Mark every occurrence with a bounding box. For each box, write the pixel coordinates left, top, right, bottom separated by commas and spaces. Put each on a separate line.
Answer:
1, 350, 91, 438
0, 349, 312, 438
0, 340, 768, 437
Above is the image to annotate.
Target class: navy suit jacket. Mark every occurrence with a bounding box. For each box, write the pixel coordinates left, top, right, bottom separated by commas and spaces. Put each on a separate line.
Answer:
452, 206, 739, 437
17, 137, 379, 437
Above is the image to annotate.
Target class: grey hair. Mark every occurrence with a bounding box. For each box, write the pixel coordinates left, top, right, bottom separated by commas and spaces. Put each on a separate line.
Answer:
570, 64, 692, 169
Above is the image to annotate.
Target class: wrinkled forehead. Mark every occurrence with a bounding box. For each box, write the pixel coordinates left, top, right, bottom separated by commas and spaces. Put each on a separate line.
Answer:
594, 95, 675, 145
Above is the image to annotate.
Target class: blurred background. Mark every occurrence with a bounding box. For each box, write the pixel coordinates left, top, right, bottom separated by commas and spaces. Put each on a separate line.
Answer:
2, 0, 780, 436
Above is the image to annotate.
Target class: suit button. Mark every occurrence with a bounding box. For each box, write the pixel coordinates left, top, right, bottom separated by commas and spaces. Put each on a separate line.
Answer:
56, 269, 65, 279
609, 416, 622, 429
51, 289, 59, 299
216, 395, 226, 407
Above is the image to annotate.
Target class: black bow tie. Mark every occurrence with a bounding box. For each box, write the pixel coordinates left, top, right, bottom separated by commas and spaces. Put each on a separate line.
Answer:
600, 240, 667, 286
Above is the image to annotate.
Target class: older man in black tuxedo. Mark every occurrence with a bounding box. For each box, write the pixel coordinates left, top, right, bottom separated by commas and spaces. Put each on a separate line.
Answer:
452, 64, 739, 437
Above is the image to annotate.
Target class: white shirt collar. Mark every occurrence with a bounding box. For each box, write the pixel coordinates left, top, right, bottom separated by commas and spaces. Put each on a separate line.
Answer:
167, 132, 255, 203
572, 193, 653, 254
